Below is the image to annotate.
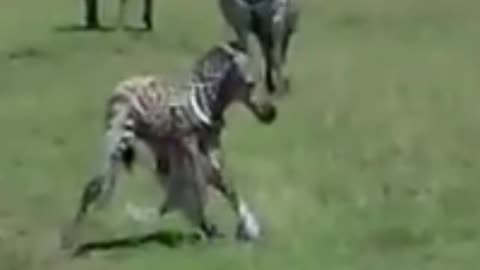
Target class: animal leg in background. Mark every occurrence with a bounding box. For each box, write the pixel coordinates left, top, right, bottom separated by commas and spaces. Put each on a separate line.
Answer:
84, 0, 100, 28
117, 0, 127, 29
117, 0, 153, 30
143, 0, 153, 30
219, 0, 251, 51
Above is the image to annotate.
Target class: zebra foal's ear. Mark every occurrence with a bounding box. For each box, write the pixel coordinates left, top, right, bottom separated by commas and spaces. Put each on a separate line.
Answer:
227, 40, 247, 52
219, 41, 254, 84
221, 42, 249, 67
219, 41, 248, 60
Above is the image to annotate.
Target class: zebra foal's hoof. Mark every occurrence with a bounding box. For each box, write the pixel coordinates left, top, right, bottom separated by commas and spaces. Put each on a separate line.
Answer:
200, 222, 225, 241
235, 218, 261, 241
236, 223, 260, 242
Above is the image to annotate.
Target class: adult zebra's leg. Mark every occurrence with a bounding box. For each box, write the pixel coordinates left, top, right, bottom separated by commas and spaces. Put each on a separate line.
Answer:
278, 31, 292, 92
271, 5, 299, 96
143, 0, 153, 30
253, 24, 276, 95
218, 0, 251, 52
259, 25, 291, 97
252, 1, 295, 96
271, 28, 289, 96
117, 0, 127, 29
84, 0, 100, 29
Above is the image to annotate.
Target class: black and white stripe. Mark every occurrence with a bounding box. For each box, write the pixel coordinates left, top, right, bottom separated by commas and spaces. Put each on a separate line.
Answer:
62, 42, 276, 249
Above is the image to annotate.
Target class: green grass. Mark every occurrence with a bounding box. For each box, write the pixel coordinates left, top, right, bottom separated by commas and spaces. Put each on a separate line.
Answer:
1, 0, 480, 269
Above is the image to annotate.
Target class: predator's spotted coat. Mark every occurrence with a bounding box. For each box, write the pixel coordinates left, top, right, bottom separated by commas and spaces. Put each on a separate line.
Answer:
62, 42, 277, 250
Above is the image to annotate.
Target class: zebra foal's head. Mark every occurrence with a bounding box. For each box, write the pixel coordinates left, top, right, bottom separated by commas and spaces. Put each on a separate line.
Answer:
192, 41, 277, 125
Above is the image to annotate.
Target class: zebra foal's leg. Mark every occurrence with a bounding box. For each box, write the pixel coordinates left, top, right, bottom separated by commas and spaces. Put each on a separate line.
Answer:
208, 159, 261, 241
256, 25, 289, 96
191, 148, 225, 240
160, 139, 224, 240
61, 109, 135, 249
202, 137, 261, 241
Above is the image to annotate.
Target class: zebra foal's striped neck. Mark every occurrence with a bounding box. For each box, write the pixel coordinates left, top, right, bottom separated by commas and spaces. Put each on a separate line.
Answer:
187, 42, 246, 128
189, 83, 215, 126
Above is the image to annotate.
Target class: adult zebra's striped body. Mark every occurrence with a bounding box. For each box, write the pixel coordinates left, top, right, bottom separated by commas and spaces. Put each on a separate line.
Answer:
219, 0, 299, 95
61, 42, 277, 250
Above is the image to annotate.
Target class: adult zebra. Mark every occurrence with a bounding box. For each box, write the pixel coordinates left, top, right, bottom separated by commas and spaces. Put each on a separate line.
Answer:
61, 41, 276, 250
83, 0, 153, 30
219, 0, 299, 96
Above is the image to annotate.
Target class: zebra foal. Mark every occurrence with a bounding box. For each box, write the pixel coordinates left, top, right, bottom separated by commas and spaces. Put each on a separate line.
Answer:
219, 0, 299, 95
61, 41, 276, 250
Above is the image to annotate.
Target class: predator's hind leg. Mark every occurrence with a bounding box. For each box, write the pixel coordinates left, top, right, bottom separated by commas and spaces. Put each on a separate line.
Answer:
61, 106, 137, 250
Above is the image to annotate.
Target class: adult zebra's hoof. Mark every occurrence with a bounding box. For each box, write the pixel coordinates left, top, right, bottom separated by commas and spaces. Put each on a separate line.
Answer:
274, 77, 291, 99
255, 103, 277, 125
281, 77, 291, 95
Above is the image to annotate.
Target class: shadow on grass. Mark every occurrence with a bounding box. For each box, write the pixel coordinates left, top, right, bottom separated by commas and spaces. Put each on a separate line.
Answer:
73, 230, 201, 257
53, 25, 152, 34
53, 24, 116, 33
123, 26, 152, 33
5, 47, 49, 60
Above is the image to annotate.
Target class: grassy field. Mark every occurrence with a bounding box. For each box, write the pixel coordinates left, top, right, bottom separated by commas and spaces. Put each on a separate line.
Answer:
1, 0, 480, 269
